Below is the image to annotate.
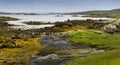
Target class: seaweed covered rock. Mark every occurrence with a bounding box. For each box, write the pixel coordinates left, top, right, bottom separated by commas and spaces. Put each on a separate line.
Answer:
39, 35, 72, 49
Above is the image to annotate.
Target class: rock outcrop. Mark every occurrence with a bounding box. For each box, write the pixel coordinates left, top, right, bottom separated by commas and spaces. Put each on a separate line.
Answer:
39, 35, 72, 49
104, 24, 117, 34
29, 54, 63, 65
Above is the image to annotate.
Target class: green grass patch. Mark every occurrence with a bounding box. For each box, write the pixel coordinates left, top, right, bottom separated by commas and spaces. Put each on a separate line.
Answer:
65, 29, 120, 50
63, 50, 120, 65
63, 29, 120, 65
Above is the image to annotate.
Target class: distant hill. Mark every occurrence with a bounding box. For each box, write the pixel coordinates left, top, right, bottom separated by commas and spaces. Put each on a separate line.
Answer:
65, 8, 120, 15
110, 9, 120, 12
1, 8, 120, 15
0, 12, 40, 15
0, 12, 11, 14
64, 8, 120, 18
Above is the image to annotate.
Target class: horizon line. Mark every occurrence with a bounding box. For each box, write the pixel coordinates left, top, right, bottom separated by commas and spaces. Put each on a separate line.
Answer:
0, 8, 119, 13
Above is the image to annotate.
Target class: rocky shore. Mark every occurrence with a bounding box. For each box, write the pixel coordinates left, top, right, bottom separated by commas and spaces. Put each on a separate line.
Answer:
29, 35, 104, 65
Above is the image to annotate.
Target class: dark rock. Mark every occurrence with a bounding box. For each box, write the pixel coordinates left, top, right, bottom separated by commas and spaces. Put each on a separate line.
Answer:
29, 54, 63, 65
39, 35, 72, 49
37, 51, 55, 56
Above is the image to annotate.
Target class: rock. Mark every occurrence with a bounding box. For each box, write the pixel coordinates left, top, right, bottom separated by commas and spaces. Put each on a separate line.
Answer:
39, 35, 72, 49
37, 51, 55, 56
29, 54, 63, 65
95, 30, 103, 34
56, 48, 105, 54
104, 24, 117, 34
56, 49, 91, 54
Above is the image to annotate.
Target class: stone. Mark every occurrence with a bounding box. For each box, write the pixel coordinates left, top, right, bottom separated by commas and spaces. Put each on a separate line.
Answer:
39, 35, 72, 49
104, 24, 117, 34
29, 54, 62, 65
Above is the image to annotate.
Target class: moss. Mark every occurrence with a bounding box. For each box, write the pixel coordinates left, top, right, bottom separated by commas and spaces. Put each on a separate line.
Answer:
0, 35, 43, 65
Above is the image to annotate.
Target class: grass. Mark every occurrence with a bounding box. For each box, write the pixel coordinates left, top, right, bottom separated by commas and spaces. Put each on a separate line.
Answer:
65, 29, 120, 50
63, 50, 120, 65
1, 28, 120, 65
63, 29, 120, 65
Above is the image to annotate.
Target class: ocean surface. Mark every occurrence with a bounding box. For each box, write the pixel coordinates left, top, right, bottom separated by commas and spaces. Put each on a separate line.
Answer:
0, 14, 111, 30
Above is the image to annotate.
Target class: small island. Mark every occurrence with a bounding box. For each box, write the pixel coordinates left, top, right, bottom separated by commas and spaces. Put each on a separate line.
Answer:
22, 21, 54, 25
0, 16, 19, 21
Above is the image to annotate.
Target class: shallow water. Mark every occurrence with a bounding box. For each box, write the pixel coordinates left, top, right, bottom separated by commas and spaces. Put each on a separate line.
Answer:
10, 25, 55, 30
0, 14, 111, 29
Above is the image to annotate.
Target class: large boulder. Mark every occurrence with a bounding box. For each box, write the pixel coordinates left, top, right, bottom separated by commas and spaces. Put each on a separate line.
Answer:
39, 35, 72, 49
104, 24, 117, 34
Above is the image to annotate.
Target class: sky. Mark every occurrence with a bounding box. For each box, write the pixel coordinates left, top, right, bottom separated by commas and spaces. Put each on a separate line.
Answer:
0, 0, 120, 13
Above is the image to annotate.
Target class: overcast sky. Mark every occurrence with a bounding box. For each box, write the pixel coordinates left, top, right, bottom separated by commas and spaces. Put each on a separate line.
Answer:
0, 0, 120, 13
